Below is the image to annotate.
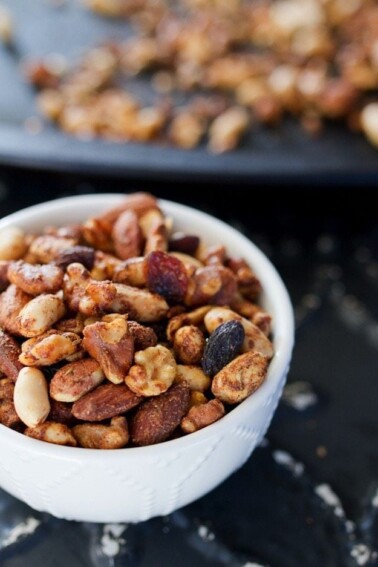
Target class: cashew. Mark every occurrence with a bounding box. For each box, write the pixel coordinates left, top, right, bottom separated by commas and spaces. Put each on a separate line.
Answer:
73, 416, 129, 449
204, 307, 273, 358
25, 422, 77, 446
212, 351, 268, 404
126, 345, 176, 396
19, 331, 81, 366
181, 399, 225, 433
175, 365, 211, 392
0, 227, 27, 261
7, 260, 64, 295
50, 358, 105, 402
14, 367, 50, 427
17, 294, 66, 338
173, 325, 205, 364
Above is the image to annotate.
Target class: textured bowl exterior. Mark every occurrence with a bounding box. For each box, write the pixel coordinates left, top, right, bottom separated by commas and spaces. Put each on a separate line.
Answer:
0, 195, 294, 522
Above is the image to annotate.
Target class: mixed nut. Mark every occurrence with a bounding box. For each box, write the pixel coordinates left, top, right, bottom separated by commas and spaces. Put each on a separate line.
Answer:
0, 192, 273, 449
22, 0, 378, 152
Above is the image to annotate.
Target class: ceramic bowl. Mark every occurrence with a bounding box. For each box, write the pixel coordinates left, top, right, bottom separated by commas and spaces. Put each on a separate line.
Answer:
0, 195, 294, 522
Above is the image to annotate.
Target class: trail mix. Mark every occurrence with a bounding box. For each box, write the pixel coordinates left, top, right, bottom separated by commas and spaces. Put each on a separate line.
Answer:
0, 192, 273, 449
23, 0, 378, 152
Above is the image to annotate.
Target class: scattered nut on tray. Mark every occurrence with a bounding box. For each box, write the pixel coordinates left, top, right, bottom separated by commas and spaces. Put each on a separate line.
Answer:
24, 0, 378, 152
0, 193, 274, 449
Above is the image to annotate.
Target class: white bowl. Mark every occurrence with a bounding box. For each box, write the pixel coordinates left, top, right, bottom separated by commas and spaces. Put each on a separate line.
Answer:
0, 194, 294, 523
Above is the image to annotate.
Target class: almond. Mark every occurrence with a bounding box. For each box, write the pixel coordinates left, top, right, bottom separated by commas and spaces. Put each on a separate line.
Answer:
72, 383, 142, 421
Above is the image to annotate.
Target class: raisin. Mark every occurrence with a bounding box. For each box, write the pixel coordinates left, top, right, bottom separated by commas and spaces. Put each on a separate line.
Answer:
202, 320, 244, 377
146, 251, 188, 304
168, 233, 200, 256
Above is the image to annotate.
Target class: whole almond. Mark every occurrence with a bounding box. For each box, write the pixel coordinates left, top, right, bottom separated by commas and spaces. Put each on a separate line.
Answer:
14, 367, 50, 428
0, 329, 24, 381
72, 383, 142, 421
50, 358, 105, 402
130, 382, 190, 446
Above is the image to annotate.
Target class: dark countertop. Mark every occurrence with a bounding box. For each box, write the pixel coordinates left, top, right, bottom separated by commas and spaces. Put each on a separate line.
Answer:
0, 170, 377, 567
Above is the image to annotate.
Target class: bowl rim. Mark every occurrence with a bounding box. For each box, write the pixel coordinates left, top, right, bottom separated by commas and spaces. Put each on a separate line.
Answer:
0, 194, 295, 460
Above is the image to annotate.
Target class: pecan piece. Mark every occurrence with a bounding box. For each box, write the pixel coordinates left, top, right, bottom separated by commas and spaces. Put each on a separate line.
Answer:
0, 329, 24, 381
82, 316, 134, 384
0, 400, 22, 429
73, 416, 129, 449
181, 399, 225, 433
50, 358, 105, 402
72, 383, 142, 421
0, 284, 33, 335
212, 351, 269, 404
7, 260, 64, 295
127, 321, 157, 350
25, 422, 77, 447
130, 382, 190, 446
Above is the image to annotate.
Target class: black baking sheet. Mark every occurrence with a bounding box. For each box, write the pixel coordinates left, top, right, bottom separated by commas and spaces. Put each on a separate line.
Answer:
0, 0, 378, 180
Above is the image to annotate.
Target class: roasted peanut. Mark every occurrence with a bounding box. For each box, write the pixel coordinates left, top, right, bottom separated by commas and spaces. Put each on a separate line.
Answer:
17, 294, 66, 338
173, 325, 205, 364
7, 260, 64, 295
181, 399, 225, 433
167, 305, 212, 342
0, 227, 27, 261
126, 345, 177, 396
25, 422, 77, 446
73, 416, 129, 449
0, 284, 33, 335
50, 358, 105, 402
175, 365, 211, 392
82, 316, 134, 383
14, 367, 50, 427
204, 307, 273, 358
19, 331, 81, 366
0, 329, 24, 381
112, 209, 143, 260
189, 390, 207, 407
212, 351, 268, 404
72, 383, 142, 421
